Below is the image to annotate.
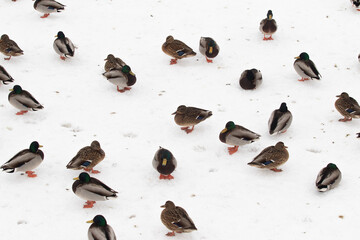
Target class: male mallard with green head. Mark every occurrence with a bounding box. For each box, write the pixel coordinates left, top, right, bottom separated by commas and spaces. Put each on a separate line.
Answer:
8, 85, 44, 115
239, 69, 262, 90
335, 92, 360, 121
199, 37, 219, 63
293, 52, 321, 81
153, 147, 177, 180
33, 0, 65, 18
0, 65, 14, 85
259, 10, 277, 40
268, 102, 293, 135
103, 65, 136, 93
160, 200, 197, 236
316, 163, 341, 192
53, 31, 75, 60
172, 105, 212, 134
219, 121, 260, 155
162, 36, 196, 65
1, 141, 44, 177
87, 215, 117, 240
0, 34, 23, 60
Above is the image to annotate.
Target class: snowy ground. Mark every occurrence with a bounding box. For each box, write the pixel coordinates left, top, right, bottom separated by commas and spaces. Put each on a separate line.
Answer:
0, 0, 360, 239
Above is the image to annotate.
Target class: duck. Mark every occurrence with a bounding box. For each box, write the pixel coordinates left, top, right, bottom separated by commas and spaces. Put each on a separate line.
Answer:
160, 200, 197, 236
316, 163, 342, 192
0, 65, 14, 85
0, 34, 23, 60
53, 31, 75, 60
33, 0, 65, 18
335, 92, 360, 121
293, 52, 321, 81
72, 172, 117, 208
152, 147, 177, 180
259, 10, 277, 40
172, 105, 212, 134
8, 85, 44, 115
66, 140, 105, 174
239, 69, 262, 90
1, 141, 44, 177
248, 142, 289, 172
358, 53, 360, 62
87, 215, 116, 240
199, 37, 219, 63
357, 132, 360, 138
350, 0, 360, 10
162, 36, 196, 65
102, 65, 136, 93
268, 102, 293, 135
104, 54, 125, 72
219, 121, 260, 155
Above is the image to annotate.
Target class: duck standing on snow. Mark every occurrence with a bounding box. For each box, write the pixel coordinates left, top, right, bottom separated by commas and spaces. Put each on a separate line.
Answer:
293, 52, 321, 81
199, 37, 219, 63
87, 215, 117, 240
335, 92, 360, 121
153, 147, 177, 180
350, 0, 360, 10
1, 141, 44, 177
162, 36, 196, 65
219, 121, 260, 155
33, 0, 65, 18
53, 31, 75, 60
248, 142, 288, 172
0, 34, 23, 60
161, 200, 197, 236
239, 69, 262, 90
103, 65, 136, 93
259, 10, 277, 40
66, 140, 105, 174
172, 105, 212, 134
268, 102, 293, 135
316, 163, 341, 192
8, 85, 44, 115
104, 54, 125, 72
72, 172, 117, 208
0, 65, 14, 85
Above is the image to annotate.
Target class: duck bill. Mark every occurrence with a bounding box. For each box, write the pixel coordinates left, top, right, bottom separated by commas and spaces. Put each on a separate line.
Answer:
269, 15, 272, 20
294, 56, 300, 59
162, 158, 167, 166
171, 111, 177, 115
209, 47, 213, 54
160, 205, 165, 208
221, 128, 227, 133
284, 146, 288, 148
86, 220, 94, 223
9, 89, 13, 91
54, 35, 58, 38
73, 177, 80, 180
336, 95, 340, 97
39, 145, 43, 148
129, 71, 135, 76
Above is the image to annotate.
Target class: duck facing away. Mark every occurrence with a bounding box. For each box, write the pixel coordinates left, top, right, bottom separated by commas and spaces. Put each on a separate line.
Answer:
161, 201, 197, 236
248, 142, 289, 172
219, 121, 260, 155
239, 69, 262, 90
172, 105, 212, 134
33, 0, 65, 18
199, 37, 219, 63
53, 31, 75, 60
335, 92, 360, 122
259, 10, 277, 40
294, 52, 321, 81
87, 215, 117, 240
316, 163, 341, 192
162, 36, 196, 65
66, 140, 105, 174
153, 147, 177, 180
1, 141, 44, 177
8, 85, 44, 115
103, 65, 136, 93
268, 102, 293, 135
0, 34, 23, 60
104, 54, 125, 72
0, 65, 14, 85
72, 172, 117, 208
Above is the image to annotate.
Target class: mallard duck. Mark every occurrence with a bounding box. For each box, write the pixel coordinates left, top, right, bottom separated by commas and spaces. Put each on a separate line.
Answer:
351, 0, 360, 10
104, 54, 125, 72
162, 36, 196, 65
0, 34, 23, 60
248, 142, 289, 172
219, 121, 260, 155
1, 141, 44, 177
87, 215, 116, 240
102, 65, 136, 93
316, 163, 341, 192
199, 37, 219, 63
53, 31, 75, 60
259, 10, 277, 40
357, 132, 360, 138
172, 105, 212, 134
160, 200, 197, 236
268, 102, 293, 135
153, 147, 177, 180
72, 172, 117, 208
33, 0, 65, 18
294, 52, 321, 81
239, 69, 262, 90
66, 140, 105, 174
335, 92, 360, 121
0, 65, 14, 85
8, 85, 43, 115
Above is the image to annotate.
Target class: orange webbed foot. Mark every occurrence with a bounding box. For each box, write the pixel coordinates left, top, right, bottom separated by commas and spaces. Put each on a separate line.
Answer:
206, 57, 213, 63
170, 59, 177, 65
83, 201, 96, 208
41, 13, 50, 18
270, 168, 282, 172
16, 110, 28, 115
339, 118, 352, 122
166, 231, 175, 237
26, 171, 37, 178
228, 146, 239, 155
4, 56, 11, 60
117, 86, 125, 93
159, 174, 174, 180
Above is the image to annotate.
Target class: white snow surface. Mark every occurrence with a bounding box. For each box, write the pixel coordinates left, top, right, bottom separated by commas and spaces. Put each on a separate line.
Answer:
0, 0, 360, 239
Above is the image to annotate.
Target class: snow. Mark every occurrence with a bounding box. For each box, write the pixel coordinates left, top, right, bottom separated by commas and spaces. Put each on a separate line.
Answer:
0, 0, 360, 239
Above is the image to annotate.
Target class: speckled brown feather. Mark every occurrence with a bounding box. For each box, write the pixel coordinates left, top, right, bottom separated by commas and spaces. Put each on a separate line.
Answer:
172, 105, 212, 127
162, 36, 196, 60
0, 34, 23, 57
248, 142, 289, 170
66, 141, 105, 170
335, 92, 360, 119
161, 201, 197, 233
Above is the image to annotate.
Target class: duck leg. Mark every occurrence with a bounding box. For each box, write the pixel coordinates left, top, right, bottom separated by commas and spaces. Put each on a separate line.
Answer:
181, 126, 194, 134
228, 146, 239, 155
298, 78, 310, 81
339, 117, 352, 122
4, 56, 11, 60
25, 171, 37, 177
281, 130, 287, 133
170, 59, 178, 65
117, 86, 126, 93
263, 35, 273, 40
83, 200, 96, 208
41, 13, 50, 18
84, 168, 100, 174
124, 87, 132, 91
16, 110, 28, 115
206, 57, 213, 63
270, 168, 282, 172
166, 231, 175, 236
60, 56, 66, 60
159, 174, 174, 180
